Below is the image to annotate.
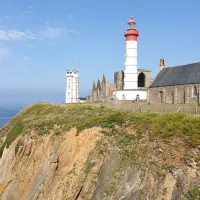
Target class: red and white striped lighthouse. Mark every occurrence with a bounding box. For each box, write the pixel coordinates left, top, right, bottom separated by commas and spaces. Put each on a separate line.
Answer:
124, 16, 139, 90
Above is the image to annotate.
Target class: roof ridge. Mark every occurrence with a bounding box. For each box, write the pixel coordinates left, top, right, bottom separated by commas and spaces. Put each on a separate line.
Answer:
166, 62, 200, 69
150, 61, 200, 88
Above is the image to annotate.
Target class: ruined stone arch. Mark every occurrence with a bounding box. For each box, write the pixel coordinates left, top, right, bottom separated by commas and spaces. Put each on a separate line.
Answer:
138, 72, 145, 87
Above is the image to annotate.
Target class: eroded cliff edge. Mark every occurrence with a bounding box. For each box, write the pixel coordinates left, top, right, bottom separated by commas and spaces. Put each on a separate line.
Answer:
0, 103, 199, 200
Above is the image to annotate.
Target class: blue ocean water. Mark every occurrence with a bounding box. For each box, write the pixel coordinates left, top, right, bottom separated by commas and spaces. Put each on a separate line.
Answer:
0, 106, 23, 127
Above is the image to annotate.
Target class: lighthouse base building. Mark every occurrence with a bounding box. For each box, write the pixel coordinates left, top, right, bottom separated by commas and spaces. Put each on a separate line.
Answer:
114, 70, 151, 101
88, 69, 151, 102
114, 89, 147, 101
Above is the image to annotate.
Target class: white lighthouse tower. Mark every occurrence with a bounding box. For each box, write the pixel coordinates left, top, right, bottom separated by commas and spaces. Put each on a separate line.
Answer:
114, 16, 147, 101
124, 16, 139, 90
65, 58, 79, 103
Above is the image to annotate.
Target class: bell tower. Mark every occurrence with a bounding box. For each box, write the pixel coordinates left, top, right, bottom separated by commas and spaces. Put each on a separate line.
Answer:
160, 57, 166, 71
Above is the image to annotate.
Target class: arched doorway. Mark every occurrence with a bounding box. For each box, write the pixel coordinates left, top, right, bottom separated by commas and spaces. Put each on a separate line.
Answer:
138, 73, 145, 87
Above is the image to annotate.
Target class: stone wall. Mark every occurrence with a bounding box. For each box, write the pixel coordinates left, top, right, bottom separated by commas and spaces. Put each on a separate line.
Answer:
114, 70, 124, 90
148, 84, 200, 104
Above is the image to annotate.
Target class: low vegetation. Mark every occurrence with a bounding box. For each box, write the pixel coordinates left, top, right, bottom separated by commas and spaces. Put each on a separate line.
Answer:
0, 123, 24, 157
0, 103, 200, 157
184, 187, 200, 200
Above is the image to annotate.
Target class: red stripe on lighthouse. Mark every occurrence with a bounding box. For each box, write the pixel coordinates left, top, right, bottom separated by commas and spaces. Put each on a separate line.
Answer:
126, 35, 138, 41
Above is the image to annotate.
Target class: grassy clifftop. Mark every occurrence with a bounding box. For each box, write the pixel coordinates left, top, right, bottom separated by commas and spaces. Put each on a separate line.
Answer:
0, 103, 200, 199
0, 103, 200, 157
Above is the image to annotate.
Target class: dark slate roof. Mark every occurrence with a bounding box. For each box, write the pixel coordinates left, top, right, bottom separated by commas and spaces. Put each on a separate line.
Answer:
150, 62, 200, 88
79, 97, 86, 100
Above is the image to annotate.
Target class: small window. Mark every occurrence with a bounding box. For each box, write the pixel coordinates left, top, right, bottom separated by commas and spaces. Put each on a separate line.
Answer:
68, 92, 70, 96
193, 86, 198, 96
68, 85, 70, 89
159, 91, 163, 98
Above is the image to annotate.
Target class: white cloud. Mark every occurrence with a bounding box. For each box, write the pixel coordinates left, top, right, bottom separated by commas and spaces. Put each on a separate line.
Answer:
39, 27, 66, 38
0, 47, 11, 60
0, 26, 78, 41
7, 30, 26, 40
0, 29, 36, 40
67, 29, 80, 34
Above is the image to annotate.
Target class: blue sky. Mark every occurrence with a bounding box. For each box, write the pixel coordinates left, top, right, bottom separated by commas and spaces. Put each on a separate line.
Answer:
0, 0, 200, 105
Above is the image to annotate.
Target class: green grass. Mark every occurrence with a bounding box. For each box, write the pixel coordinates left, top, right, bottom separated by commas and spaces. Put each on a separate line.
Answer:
0, 103, 200, 158
195, 156, 200, 162
84, 159, 94, 173
0, 123, 24, 157
104, 181, 118, 197
53, 128, 61, 136
184, 187, 200, 200
15, 142, 20, 155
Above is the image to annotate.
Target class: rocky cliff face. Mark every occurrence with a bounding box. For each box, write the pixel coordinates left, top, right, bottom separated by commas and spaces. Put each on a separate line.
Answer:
0, 104, 199, 200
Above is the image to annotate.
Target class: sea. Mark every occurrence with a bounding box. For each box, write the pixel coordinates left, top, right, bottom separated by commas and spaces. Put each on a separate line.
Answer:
0, 106, 24, 128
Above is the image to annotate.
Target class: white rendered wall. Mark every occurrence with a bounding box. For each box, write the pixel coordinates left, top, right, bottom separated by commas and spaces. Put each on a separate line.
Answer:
124, 40, 138, 90
114, 90, 147, 101
65, 70, 79, 103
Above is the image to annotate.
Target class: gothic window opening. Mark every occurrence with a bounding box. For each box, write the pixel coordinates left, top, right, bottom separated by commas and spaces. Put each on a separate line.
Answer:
122, 94, 126, 100
159, 91, 164, 103
138, 72, 145, 87
193, 86, 198, 96
159, 91, 162, 98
